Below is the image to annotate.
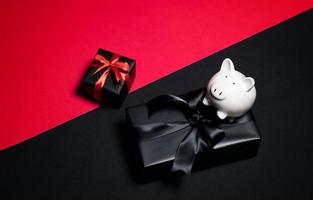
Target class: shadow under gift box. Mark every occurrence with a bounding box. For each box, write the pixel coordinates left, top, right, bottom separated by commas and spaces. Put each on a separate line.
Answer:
82, 49, 136, 107
125, 88, 261, 181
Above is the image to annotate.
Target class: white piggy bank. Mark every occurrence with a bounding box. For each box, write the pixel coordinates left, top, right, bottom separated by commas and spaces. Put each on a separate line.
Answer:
202, 58, 256, 120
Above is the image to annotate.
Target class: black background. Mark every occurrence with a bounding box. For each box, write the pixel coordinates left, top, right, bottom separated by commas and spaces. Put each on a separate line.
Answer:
1, 9, 313, 200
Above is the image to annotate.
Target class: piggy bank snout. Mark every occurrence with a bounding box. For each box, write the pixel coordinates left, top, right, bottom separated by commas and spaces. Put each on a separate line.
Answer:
210, 84, 227, 100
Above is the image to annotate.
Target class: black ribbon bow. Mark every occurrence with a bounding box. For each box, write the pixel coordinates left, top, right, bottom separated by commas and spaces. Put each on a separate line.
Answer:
136, 90, 225, 174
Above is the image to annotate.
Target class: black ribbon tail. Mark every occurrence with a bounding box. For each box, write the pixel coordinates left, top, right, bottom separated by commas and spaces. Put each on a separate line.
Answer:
171, 127, 199, 174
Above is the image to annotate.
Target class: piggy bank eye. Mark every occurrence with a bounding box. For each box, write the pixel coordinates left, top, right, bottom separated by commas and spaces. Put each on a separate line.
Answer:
225, 75, 228, 78
233, 82, 236, 85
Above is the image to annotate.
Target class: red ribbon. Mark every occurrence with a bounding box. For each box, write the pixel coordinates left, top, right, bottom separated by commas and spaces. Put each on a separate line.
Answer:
92, 54, 131, 100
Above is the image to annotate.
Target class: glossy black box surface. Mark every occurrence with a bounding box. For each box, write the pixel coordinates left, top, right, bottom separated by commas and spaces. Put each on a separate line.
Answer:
126, 89, 261, 179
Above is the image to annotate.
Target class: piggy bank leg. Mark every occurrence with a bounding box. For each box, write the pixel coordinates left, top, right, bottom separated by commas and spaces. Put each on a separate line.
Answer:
217, 110, 227, 120
202, 97, 210, 106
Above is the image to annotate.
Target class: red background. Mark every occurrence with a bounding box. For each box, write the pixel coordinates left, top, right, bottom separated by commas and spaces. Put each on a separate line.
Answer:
0, 0, 312, 150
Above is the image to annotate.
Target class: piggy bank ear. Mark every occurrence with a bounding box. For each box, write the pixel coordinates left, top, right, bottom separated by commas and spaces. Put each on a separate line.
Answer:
242, 77, 255, 91
220, 58, 235, 72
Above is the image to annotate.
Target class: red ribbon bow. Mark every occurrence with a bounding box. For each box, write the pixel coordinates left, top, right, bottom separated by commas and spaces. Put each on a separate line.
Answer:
92, 54, 131, 100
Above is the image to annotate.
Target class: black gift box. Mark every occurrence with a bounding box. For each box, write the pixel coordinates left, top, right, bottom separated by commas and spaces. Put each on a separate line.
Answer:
126, 88, 261, 180
82, 49, 136, 106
